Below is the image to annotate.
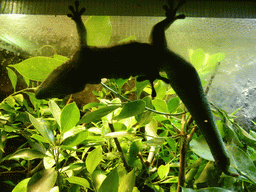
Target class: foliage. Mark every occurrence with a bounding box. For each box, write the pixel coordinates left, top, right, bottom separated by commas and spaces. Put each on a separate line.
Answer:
189, 49, 225, 87
1, 16, 256, 192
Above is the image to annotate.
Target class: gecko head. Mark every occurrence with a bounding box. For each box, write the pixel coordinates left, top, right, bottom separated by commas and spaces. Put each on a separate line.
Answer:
35, 54, 87, 100
35, 62, 83, 99
35, 50, 101, 100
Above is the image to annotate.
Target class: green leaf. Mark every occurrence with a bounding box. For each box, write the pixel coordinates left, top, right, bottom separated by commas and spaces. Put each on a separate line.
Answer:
167, 138, 176, 152
5, 96, 17, 107
227, 145, 256, 183
114, 78, 129, 90
12, 178, 30, 192
118, 36, 137, 43
6, 67, 17, 91
31, 134, 51, 144
135, 78, 149, 99
27, 168, 57, 192
54, 54, 69, 62
158, 164, 170, 179
204, 53, 226, 73
224, 123, 243, 147
83, 102, 105, 110
136, 111, 153, 126
9, 148, 48, 160
85, 16, 112, 46
28, 114, 55, 144
153, 99, 168, 113
105, 131, 129, 138
78, 106, 119, 125
49, 186, 59, 192
43, 151, 56, 169
112, 122, 127, 131
86, 147, 102, 174
92, 170, 107, 190
10, 56, 65, 81
167, 97, 180, 113
118, 169, 136, 192
155, 80, 167, 99
236, 124, 256, 148
128, 142, 140, 167
136, 97, 154, 125
66, 176, 90, 189
25, 92, 43, 110
62, 130, 88, 147
190, 137, 214, 161
195, 161, 215, 184
0, 130, 5, 152
182, 187, 233, 192
250, 130, 256, 139
13, 94, 24, 105
190, 49, 205, 71
48, 100, 61, 127
145, 119, 158, 138
23, 76, 30, 87
113, 100, 146, 120
60, 102, 80, 133
99, 167, 119, 192
25, 135, 46, 153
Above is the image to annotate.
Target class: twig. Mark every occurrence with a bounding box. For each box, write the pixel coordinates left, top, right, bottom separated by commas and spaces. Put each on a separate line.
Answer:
0, 169, 27, 175
187, 126, 197, 143
0, 88, 36, 106
137, 151, 146, 164
147, 146, 156, 165
29, 160, 43, 176
204, 62, 221, 95
177, 113, 187, 192
101, 82, 185, 116
109, 123, 131, 172
66, 94, 73, 105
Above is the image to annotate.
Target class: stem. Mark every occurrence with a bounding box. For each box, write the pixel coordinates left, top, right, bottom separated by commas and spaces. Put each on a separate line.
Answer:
204, 62, 221, 95
0, 88, 36, 105
29, 161, 43, 176
177, 114, 187, 192
101, 82, 185, 116
147, 146, 156, 164
108, 123, 131, 172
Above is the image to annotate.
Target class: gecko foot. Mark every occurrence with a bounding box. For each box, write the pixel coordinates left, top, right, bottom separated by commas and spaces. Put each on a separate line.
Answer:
163, 0, 186, 20
67, 1, 86, 21
137, 74, 170, 98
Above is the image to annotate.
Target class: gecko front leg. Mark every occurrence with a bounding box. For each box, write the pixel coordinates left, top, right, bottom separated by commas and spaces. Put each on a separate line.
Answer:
35, 1, 89, 99
150, 0, 185, 50
136, 0, 185, 98
67, 1, 87, 47
137, 74, 170, 97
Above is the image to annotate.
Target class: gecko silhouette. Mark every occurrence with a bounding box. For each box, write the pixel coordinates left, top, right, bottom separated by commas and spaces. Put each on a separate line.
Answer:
35, 0, 238, 176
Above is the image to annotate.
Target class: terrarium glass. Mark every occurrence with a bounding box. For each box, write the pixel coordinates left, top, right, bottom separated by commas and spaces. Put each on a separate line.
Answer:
1, 15, 256, 128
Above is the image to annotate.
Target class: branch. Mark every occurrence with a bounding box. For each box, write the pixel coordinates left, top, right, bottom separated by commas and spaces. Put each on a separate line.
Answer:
177, 113, 187, 192
0, 88, 36, 106
109, 123, 131, 172
204, 62, 221, 95
101, 82, 185, 117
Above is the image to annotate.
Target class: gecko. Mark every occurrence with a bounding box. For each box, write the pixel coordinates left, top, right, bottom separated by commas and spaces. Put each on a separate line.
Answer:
35, 0, 238, 177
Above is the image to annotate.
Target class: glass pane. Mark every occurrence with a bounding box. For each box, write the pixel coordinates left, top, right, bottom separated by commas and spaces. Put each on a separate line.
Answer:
1, 15, 256, 129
